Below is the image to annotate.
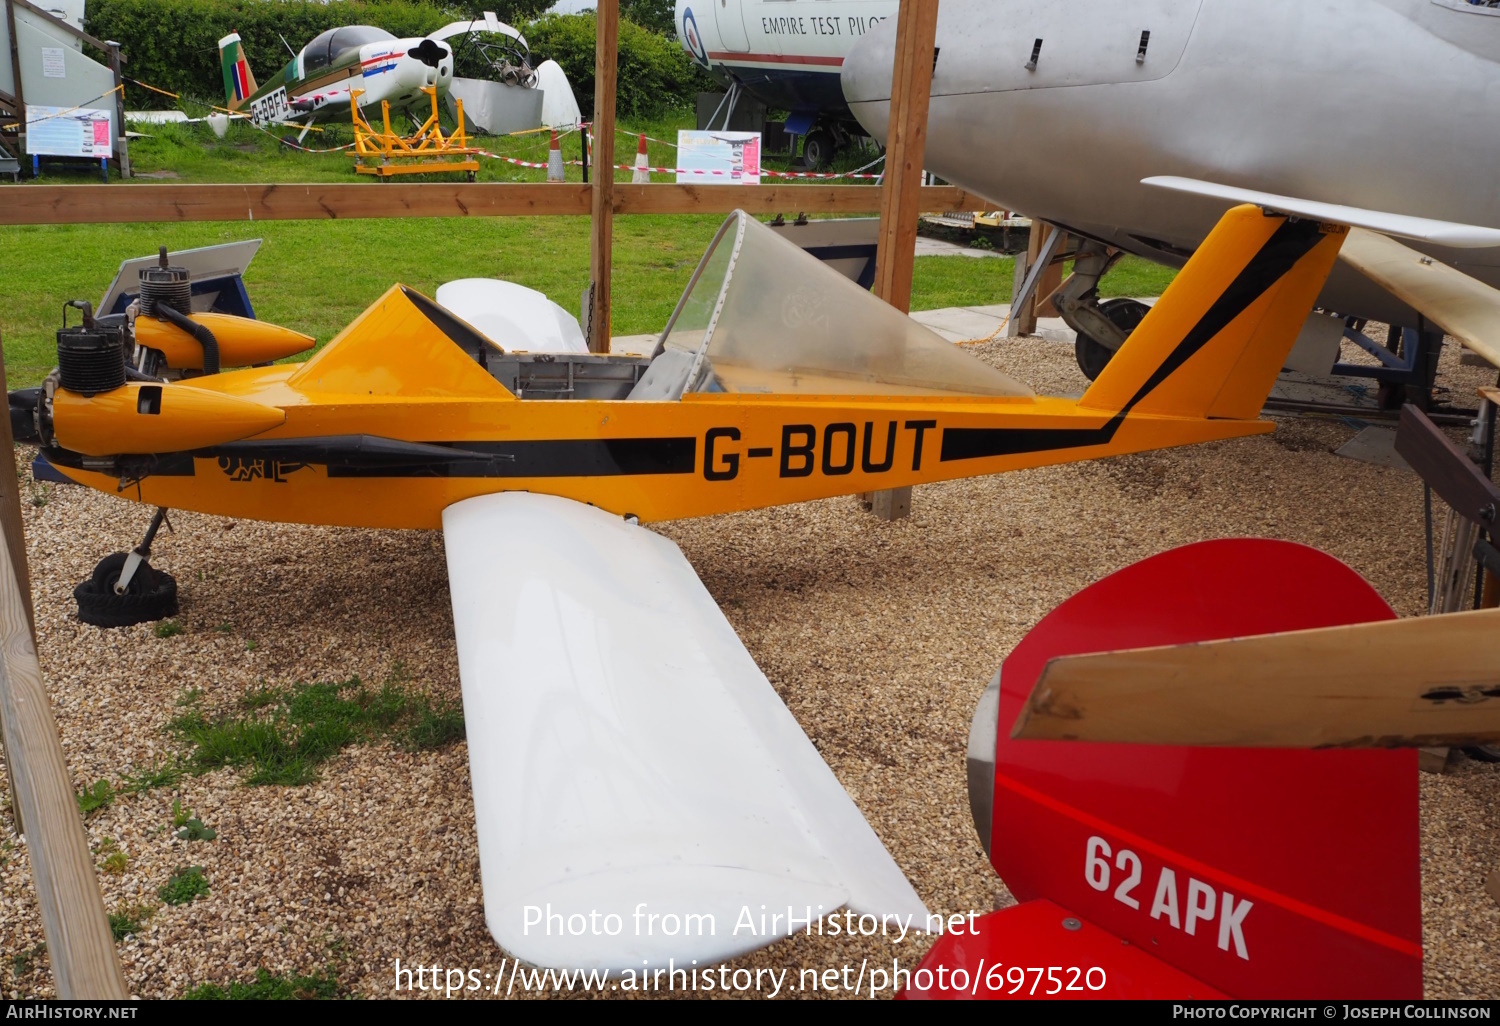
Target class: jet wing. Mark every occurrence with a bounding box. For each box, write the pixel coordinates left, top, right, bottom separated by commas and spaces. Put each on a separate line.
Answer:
442, 493, 927, 971
1143, 176, 1500, 248
1010, 608, 1500, 749
1338, 227, 1500, 369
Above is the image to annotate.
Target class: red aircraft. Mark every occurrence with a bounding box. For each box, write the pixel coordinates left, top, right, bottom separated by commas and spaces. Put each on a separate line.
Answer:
904, 539, 1422, 1000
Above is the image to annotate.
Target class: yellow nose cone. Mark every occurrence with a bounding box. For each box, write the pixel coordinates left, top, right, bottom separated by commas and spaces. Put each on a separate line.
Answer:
134, 313, 314, 371
53, 382, 286, 456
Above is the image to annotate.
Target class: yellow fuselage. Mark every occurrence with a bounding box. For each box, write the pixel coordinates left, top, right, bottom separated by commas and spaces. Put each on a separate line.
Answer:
53, 363, 1267, 529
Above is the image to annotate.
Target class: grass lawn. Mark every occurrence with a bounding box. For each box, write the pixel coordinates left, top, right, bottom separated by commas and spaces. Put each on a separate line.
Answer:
0, 116, 1176, 386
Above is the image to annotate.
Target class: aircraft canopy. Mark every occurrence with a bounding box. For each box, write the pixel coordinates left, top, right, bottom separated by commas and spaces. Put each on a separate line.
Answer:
302, 26, 397, 73
658, 211, 1032, 399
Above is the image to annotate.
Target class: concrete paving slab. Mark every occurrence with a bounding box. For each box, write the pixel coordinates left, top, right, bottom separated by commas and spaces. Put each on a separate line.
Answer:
915, 237, 1003, 259
1335, 426, 1412, 472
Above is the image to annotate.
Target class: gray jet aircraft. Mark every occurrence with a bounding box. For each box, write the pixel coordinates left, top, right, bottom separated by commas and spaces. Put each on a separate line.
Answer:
842, 0, 1500, 386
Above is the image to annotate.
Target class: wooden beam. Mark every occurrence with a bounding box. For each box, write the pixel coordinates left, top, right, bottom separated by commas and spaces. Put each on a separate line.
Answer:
0, 331, 34, 645
1395, 403, 1500, 529
588, 0, 620, 353
5, 1, 25, 118
872, 0, 939, 315
1012, 606, 1500, 750
615, 183, 969, 216
0, 183, 977, 225
0, 523, 127, 996
869, 0, 938, 523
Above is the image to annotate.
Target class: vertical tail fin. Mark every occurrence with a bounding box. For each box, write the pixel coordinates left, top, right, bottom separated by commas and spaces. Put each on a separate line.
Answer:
218, 32, 258, 111
1079, 205, 1347, 421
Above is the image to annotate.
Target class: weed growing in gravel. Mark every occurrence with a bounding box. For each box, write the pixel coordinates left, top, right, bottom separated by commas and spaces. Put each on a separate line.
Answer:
120, 758, 182, 793
97, 837, 127, 875
108, 904, 155, 941
183, 967, 342, 1000
214, 623, 233, 633
28, 481, 50, 507
10, 943, 44, 980
75, 779, 114, 817
159, 866, 209, 905
172, 808, 216, 842
166, 678, 464, 786
154, 620, 184, 639
402, 702, 466, 751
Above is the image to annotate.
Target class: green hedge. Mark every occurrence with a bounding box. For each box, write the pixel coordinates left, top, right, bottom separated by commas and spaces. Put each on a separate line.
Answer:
525, 13, 713, 120
85, 1, 707, 119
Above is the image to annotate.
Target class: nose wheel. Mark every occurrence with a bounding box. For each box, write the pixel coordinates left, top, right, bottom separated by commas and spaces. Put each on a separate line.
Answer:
74, 507, 179, 627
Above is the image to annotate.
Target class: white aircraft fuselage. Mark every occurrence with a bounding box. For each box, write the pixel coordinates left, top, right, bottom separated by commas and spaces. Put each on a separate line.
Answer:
678, 0, 896, 117
843, 0, 1500, 326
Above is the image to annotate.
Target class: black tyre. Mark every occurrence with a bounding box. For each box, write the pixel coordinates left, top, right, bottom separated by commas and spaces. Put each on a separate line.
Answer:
1465, 745, 1500, 763
74, 552, 178, 628
1074, 298, 1153, 381
801, 128, 836, 171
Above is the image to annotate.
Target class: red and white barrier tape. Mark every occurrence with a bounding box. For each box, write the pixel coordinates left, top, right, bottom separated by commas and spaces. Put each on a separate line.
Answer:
476, 151, 883, 180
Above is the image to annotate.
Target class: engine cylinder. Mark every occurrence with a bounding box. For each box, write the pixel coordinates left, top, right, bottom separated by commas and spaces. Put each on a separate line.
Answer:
138, 263, 192, 317
56, 325, 127, 396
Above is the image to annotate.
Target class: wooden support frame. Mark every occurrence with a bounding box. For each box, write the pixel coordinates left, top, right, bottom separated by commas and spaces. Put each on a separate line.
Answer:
869, 0, 939, 522
0, 182, 980, 225
0, 332, 122, 997
4, 0, 24, 128
872, 0, 939, 316
588, 0, 620, 353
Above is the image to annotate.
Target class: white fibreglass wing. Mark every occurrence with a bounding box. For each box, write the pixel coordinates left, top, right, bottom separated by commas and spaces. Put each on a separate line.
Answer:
657, 211, 1034, 398
443, 493, 929, 972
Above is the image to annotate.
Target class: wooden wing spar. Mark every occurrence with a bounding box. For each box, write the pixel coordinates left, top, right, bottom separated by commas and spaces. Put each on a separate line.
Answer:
1011, 608, 1500, 750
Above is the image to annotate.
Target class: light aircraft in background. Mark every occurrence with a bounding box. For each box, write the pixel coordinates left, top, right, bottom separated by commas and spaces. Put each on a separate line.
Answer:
843, 0, 1500, 389
218, 14, 532, 131
678, 0, 895, 166
11, 197, 1365, 972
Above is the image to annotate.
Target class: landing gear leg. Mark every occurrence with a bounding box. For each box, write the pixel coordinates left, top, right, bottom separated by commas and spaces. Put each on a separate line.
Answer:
1053, 241, 1151, 381
74, 507, 179, 627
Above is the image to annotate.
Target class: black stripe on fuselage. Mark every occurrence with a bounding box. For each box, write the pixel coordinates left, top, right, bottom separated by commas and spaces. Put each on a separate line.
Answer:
324, 437, 698, 479
939, 218, 1325, 465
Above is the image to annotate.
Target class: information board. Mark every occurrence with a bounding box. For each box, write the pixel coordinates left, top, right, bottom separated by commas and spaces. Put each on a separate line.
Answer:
25, 105, 113, 159
676, 130, 762, 185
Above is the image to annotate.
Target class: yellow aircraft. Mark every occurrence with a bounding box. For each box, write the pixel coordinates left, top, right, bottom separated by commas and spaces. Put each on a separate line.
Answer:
10, 202, 1347, 974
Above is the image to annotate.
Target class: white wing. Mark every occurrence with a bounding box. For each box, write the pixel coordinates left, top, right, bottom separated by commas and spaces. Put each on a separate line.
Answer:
1143, 176, 1500, 249
443, 493, 928, 972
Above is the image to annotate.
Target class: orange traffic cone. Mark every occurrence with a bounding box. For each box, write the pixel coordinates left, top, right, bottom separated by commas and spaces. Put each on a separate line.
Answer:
547, 130, 565, 183
632, 134, 650, 184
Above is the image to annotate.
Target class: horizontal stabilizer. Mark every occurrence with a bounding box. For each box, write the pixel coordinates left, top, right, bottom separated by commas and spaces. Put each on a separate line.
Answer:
1340, 228, 1500, 369
1144, 176, 1500, 249
1013, 608, 1500, 749
443, 493, 927, 971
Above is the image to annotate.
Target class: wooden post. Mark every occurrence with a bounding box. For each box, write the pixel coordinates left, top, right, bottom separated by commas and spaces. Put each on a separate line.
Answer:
0, 333, 34, 644
870, 0, 939, 521
587, 0, 619, 354
106, 41, 128, 180
0, 326, 33, 837
0, 528, 127, 997
5, 0, 25, 154
872, 0, 939, 315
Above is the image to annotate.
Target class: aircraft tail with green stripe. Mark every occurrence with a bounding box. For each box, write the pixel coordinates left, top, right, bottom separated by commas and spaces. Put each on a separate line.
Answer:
219, 32, 259, 112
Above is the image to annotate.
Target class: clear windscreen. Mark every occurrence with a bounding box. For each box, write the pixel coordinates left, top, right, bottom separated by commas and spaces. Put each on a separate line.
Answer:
657, 211, 1033, 399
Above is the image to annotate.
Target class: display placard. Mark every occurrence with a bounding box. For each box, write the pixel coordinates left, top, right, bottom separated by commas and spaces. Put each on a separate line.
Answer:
25, 105, 113, 159
676, 130, 761, 185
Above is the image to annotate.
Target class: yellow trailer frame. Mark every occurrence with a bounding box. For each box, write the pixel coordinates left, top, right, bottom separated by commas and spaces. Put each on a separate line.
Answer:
350, 85, 480, 181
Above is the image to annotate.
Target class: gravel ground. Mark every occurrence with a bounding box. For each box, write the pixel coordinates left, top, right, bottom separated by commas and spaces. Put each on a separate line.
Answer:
1, 336, 1497, 1000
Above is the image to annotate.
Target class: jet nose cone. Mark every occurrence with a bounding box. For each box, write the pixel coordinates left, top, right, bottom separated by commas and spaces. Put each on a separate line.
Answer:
841, 18, 899, 141
408, 38, 449, 69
